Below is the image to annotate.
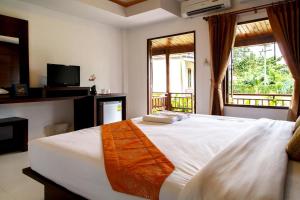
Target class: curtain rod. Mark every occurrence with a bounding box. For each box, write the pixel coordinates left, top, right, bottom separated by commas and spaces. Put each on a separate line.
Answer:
203, 0, 295, 21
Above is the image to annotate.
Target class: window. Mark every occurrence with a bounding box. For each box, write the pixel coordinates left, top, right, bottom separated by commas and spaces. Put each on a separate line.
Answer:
225, 19, 294, 108
152, 55, 167, 93
148, 32, 195, 113
169, 53, 194, 93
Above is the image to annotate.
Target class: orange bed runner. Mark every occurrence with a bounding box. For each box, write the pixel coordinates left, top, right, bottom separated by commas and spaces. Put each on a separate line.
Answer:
102, 120, 175, 200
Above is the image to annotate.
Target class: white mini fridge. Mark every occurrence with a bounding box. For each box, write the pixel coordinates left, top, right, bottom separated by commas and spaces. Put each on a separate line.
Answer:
102, 101, 122, 124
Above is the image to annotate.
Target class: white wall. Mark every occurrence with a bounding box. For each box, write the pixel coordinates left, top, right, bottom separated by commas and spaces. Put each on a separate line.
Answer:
126, 17, 210, 117
125, 0, 289, 120
0, 0, 124, 139
0, 101, 73, 140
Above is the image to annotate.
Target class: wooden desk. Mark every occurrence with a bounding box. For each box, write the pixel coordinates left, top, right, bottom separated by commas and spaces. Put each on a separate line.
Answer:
0, 89, 126, 132
0, 87, 90, 104
0, 96, 85, 104
74, 94, 126, 130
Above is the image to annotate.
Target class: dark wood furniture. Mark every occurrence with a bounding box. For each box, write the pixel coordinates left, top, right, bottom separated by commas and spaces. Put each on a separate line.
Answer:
0, 91, 126, 131
74, 94, 126, 130
44, 87, 90, 97
23, 167, 86, 200
0, 117, 28, 153
0, 87, 90, 104
0, 14, 29, 89
0, 41, 20, 87
0, 95, 85, 104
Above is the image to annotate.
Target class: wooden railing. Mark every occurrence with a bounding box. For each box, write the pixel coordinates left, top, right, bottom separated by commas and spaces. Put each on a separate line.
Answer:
228, 93, 292, 107
152, 92, 193, 113
152, 94, 168, 111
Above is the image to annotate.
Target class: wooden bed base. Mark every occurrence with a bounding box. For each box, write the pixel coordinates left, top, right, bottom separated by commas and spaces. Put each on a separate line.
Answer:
23, 167, 87, 200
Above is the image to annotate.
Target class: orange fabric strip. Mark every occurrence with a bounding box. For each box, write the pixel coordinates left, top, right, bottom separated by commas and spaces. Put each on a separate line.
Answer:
102, 120, 175, 200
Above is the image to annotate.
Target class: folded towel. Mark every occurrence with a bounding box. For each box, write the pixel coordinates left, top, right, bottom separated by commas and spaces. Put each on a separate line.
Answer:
159, 111, 190, 121
142, 114, 178, 124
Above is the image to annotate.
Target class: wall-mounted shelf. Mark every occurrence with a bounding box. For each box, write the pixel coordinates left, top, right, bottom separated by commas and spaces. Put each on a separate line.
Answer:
0, 96, 84, 104
0, 87, 89, 104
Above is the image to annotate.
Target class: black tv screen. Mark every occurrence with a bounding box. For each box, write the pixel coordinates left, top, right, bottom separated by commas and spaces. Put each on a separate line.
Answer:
47, 64, 80, 86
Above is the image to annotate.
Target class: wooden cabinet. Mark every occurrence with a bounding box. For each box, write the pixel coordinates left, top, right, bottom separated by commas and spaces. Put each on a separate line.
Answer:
74, 94, 126, 130
0, 117, 28, 153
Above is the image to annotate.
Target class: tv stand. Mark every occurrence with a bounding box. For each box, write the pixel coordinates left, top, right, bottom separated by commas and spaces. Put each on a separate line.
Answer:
44, 87, 90, 97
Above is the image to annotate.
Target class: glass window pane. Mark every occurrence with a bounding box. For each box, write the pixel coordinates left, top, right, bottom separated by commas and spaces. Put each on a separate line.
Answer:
227, 42, 294, 107
152, 55, 166, 92
169, 52, 194, 93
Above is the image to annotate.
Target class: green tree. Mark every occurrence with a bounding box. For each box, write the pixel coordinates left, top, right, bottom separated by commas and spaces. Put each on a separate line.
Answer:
231, 44, 293, 95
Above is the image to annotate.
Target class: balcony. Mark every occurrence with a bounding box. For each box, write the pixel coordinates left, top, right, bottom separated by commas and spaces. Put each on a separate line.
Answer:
227, 93, 292, 107
152, 92, 193, 113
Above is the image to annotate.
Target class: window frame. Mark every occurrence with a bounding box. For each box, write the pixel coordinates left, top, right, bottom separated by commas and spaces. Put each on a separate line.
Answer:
147, 31, 197, 114
223, 19, 292, 110
187, 68, 192, 88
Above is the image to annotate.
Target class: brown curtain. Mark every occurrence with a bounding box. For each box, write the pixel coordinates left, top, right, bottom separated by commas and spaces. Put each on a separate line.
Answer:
208, 14, 237, 115
267, 1, 300, 121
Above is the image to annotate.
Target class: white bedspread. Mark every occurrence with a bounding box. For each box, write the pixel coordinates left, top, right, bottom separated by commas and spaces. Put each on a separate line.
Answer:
179, 118, 294, 200
28, 115, 299, 200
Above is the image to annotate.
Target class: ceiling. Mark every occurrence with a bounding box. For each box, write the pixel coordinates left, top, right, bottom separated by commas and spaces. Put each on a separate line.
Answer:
110, 0, 147, 7
235, 19, 275, 47
17, 0, 275, 28
18, 0, 180, 28
151, 33, 195, 55
236, 19, 272, 38
152, 33, 194, 49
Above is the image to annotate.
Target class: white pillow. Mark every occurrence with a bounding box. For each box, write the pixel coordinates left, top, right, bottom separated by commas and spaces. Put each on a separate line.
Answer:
142, 115, 178, 124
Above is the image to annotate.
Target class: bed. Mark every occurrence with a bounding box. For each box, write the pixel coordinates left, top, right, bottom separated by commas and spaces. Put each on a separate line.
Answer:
25, 115, 300, 200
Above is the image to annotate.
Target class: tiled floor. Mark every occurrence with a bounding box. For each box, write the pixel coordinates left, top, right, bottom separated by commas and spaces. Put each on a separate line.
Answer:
0, 152, 43, 200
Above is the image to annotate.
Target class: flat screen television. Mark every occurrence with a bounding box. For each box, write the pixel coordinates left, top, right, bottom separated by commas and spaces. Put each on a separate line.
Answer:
47, 64, 80, 87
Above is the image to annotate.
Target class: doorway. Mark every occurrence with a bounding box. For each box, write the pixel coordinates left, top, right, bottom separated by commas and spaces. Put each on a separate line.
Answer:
147, 31, 196, 114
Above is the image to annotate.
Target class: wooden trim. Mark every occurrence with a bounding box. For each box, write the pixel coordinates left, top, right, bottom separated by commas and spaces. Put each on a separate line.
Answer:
23, 168, 87, 200
237, 17, 269, 25
235, 34, 275, 47
147, 31, 196, 42
166, 51, 170, 110
224, 104, 289, 110
152, 44, 195, 56
235, 18, 275, 47
147, 40, 152, 114
110, 0, 146, 7
147, 31, 196, 114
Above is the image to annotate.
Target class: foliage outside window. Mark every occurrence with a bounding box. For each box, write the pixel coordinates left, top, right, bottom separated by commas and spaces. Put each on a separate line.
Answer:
226, 42, 294, 108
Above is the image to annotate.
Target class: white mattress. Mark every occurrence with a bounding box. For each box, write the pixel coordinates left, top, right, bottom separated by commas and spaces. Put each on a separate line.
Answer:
28, 115, 300, 200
